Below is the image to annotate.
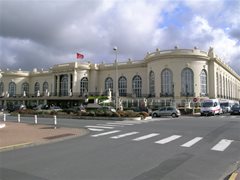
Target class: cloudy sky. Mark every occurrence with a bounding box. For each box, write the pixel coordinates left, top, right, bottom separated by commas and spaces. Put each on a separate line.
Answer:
1, 0, 240, 74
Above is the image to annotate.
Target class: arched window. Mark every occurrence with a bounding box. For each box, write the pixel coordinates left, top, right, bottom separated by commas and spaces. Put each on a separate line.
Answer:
200, 70, 207, 96
34, 82, 40, 96
21, 82, 29, 96
181, 68, 194, 96
219, 74, 222, 97
216, 72, 219, 96
161, 69, 173, 96
105, 77, 113, 95
80, 77, 88, 96
43, 81, 49, 93
132, 75, 142, 97
0, 82, 4, 96
60, 75, 68, 96
119, 76, 127, 97
9, 82, 16, 97
149, 71, 155, 97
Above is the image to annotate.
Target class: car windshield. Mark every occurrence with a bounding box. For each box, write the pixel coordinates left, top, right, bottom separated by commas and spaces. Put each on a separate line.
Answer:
202, 102, 213, 107
220, 102, 229, 107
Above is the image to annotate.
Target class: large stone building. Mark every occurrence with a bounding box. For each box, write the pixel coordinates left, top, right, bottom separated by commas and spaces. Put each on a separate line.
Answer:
0, 47, 240, 109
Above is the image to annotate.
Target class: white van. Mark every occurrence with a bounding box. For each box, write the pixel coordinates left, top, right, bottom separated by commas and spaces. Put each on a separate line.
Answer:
200, 99, 221, 116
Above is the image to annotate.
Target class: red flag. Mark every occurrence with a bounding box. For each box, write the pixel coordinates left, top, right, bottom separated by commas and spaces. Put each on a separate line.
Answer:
76, 53, 84, 59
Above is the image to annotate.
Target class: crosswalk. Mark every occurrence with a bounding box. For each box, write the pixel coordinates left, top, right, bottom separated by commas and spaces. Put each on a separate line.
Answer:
90, 130, 235, 152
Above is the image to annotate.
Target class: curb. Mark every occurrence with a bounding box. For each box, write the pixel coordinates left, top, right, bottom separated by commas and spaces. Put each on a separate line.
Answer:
229, 169, 240, 180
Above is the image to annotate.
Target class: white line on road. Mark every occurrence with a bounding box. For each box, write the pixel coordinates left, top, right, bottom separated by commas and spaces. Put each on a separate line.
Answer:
110, 132, 139, 139
91, 130, 121, 137
96, 124, 124, 127
155, 135, 182, 144
85, 126, 114, 129
106, 123, 134, 126
211, 139, 234, 151
181, 137, 203, 147
88, 128, 104, 132
132, 133, 159, 141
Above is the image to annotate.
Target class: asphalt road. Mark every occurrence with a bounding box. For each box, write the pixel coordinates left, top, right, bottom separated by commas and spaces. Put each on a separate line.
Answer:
1, 115, 240, 180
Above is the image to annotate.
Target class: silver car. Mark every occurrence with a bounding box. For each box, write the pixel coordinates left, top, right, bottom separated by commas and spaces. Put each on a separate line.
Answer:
152, 107, 181, 118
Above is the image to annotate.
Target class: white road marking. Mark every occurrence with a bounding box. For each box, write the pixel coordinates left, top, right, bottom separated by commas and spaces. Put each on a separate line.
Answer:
85, 126, 114, 129
91, 130, 121, 137
132, 133, 159, 141
96, 124, 124, 127
106, 123, 134, 126
155, 135, 182, 144
211, 139, 234, 151
88, 128, 104, 132
181, 137, 203, 147
110, 132, 139, 139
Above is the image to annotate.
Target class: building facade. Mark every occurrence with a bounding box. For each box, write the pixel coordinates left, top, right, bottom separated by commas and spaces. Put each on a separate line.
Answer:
0, 47, 240, 109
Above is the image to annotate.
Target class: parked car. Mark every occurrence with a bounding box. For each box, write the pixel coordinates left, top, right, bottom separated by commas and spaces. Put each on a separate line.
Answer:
152, 106, 181, 118
230, 105, 240, 115
7, 104, 26, 112
50, 106, 63, 112
98, 106, 116, 113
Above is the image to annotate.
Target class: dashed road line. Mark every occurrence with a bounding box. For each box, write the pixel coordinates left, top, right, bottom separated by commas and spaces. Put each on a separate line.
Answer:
110, 132, 139, 139
132, 133, 159, 141
155, 135, 182, 144
88, 128, 104, 132
91, 130, 121, 137
181, 137, 203, 147
211, 139, 234, 151
85, 125, 114, 129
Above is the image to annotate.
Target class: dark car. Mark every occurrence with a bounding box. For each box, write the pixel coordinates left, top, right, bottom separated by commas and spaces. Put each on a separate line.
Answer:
230, 105, 240, 115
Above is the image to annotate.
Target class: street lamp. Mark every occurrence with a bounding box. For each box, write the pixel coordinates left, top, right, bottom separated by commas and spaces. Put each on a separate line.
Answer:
113, 46, 118, 109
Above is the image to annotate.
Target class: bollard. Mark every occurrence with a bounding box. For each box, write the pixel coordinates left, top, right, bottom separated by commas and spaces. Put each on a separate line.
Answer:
53, 115, 57, 128
34, 115, 38, 124
18, 113, 21, 123
3, 114, 6, 122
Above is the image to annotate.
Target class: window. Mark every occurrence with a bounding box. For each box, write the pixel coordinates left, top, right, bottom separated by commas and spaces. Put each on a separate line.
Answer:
181, 68, 194, 96
60, 75, 68, 96
132, 75, 142, 97
34, 82, 40, 96
80, 77, 88, 95
9, 82, 16, 97
43, 81, 49, 93
105, 77, 113, 95
161, 69, 173, 96
119, 76, 127, 97
21, 82, 29, 96
200, 70, 207, 96
149, 71, 155, 97
0, 82, 4, 96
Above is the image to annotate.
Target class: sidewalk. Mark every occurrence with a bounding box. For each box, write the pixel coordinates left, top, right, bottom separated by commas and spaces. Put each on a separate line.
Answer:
0, 121, 88, 151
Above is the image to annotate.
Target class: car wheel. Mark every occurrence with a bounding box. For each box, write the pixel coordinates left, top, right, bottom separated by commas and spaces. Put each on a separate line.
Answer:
152, 113, 158, 117
171, 113, 177, 118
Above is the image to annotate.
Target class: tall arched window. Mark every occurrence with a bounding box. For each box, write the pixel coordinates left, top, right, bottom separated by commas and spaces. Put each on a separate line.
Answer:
43, 81, 49, 93
60, 75, 68, 96
149, 71, 155, 97
105, 77, 113, 95
161, 69, 173, 96
0, 82, 4, 96
21, 82, 29, 96
119, 76, 127, 97
181, 68, 194, 96
219, 74, 222, 97
216, 72, 219, 97
200, 70, 207, 96
9, 82, 16, 97
132, 75, 142, 97
34, 82, 40, 96
80, 77, 88, 95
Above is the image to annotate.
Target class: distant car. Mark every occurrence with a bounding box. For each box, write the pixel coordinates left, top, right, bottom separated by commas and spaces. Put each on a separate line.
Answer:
152, 107, 181, 118
220, 105, 227, 114
99, 106, 116, 113
230, 105, 240, 115
50, 106, 63, 112
8, 104, 26, 112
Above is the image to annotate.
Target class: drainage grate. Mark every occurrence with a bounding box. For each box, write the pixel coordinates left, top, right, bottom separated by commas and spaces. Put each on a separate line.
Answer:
44, 133, 75, 140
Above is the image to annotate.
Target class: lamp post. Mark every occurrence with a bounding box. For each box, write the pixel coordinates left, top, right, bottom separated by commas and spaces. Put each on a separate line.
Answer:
113, 46, 118, 109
